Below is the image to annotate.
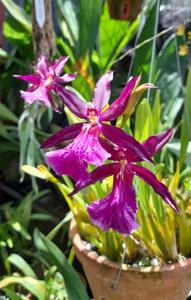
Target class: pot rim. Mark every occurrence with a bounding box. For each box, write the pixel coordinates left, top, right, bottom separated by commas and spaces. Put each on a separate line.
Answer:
70, 218, 191, 274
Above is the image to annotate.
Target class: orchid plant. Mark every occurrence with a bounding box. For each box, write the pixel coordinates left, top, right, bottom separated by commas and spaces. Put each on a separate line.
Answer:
18, 55, 191, 265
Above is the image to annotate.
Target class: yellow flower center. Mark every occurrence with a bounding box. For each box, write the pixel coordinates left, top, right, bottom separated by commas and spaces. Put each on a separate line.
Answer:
89, 114, 98, 123
44, 75, 53, 87
87, 107, 99, 123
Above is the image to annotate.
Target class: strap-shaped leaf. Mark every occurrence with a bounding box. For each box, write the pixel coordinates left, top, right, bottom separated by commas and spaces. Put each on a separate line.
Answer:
0, 276, 45, 300
34, 229, 89, 300
1, 0, 32, 32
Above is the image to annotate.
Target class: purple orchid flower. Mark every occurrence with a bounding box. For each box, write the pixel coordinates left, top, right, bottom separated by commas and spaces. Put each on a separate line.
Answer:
41, 72, 153, 181
70, 128, 179, 234
14, 55, 75, 111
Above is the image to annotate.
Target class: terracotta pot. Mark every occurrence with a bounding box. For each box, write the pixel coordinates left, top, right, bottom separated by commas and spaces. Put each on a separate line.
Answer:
70, 219, 191, 300
107, 0, 142, 21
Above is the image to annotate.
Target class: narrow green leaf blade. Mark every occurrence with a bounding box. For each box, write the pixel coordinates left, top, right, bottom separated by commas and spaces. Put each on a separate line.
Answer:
0, 103, 18, 123
2, 288, 23, 300
180, 67, 191, 166
1, 0, 32, 32
7, 254, 37, 278
0, 276, 45, 300
78, 0, 103, 58
34, 229, 89, 300
135, 98, 153, 141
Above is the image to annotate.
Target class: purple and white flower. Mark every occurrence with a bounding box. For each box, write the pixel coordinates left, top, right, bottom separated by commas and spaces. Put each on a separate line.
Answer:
42, 72, 153, 180
70, 128, 179, 234
14, 55, 75, 111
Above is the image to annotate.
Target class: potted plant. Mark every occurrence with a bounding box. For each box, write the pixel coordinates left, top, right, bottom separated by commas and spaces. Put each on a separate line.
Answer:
17, 56, 191, 300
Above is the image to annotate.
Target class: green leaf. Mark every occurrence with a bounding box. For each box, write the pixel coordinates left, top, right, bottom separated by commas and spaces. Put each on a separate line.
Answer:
152, 89, 161, 133
57, 0, 79, 46
7, 254, 37, 278
135, 98, 153, 141
34, 229, 89, 300
64, 105, 83, 125
18, 110, 30, 172
57, 37, 76, 64
1, 0, 32, 32
26, 139, 37, 166
0, 48, 8, 58
77, 0, 103, 58
21, 165, 48, 180
180, 67, 191, 166
157, 34, 185, 126
99, 4, 138, 72
47, 211, 73, 240
178, 206, 191, 256
0, 103, 18, 123
0, 124, 14, 141
3, 17, 31, 46
167, 141, 191, 166
2, 288, 24, 300
10, 221, 31, 240
71, 70, 93, 100
132, 2, 156, 81
16, 192, 36, 229
0, 276, 45, 300
31, 213, 55, 222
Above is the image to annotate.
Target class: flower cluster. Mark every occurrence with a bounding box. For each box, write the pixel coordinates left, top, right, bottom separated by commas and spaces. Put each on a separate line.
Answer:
16, 55, 179, 234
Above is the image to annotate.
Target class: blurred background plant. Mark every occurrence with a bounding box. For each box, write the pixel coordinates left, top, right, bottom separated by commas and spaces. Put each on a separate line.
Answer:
0, 0, 191, 299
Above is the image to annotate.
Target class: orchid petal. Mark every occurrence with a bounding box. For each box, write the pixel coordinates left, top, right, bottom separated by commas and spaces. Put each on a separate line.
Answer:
41, 123, 84, 149
47, 124, 110, 180
46, 148, 88, 181
56, 87, 88, 119
70, 163, 117, 196
50, 56, 68, 76
37, 55, 49, 77
126, 129, 174, 163
87, 172, 138, 234
47, 93, 60, 113
142, 129, 173, 157
131, 164, 179, 212
74, 124, 110, 166
20, 85, 50, 106
14, 74, 41, 85
101, 124, 153, 164
100, 76, 138, 122
57, 73, 76, 83
99, 138, 142, 163
92, 71, 113, 111
99, 138, 120, 161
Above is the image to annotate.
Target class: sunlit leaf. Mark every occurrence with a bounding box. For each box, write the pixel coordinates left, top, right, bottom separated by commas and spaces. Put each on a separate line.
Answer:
7, 254, 37, 278
1, 0, 32, 32
21, 165, 47, 180
135, 98, 153, 141
0, 276, 45, 300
